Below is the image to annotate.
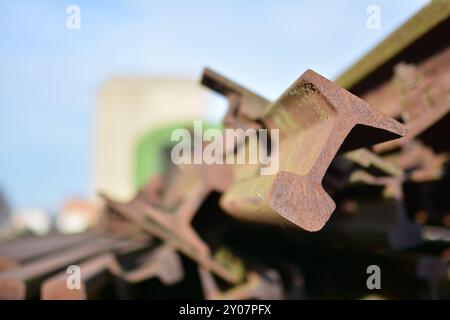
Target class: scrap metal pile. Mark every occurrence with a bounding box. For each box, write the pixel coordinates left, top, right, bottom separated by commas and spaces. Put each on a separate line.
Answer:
0, 1, 449, 300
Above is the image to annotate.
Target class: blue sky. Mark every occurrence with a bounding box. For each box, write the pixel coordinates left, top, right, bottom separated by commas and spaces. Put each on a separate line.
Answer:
0, 0, 428, 211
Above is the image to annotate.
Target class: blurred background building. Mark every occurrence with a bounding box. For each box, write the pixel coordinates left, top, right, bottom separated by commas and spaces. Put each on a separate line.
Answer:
93, 77, 207, 202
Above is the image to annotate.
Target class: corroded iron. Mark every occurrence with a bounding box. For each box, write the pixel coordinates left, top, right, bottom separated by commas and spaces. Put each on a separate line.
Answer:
202, 69, 406, 231
41, 245, 183, 300
202, 67, 269, 129
199, 268, 285, 300
0, 235, 148, 299
101, 165, 239, 284
387, 141, 448, 182
374, 59, 450, 153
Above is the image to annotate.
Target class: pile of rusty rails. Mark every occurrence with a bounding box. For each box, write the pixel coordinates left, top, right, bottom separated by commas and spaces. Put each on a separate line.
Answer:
1, 0, 449, 300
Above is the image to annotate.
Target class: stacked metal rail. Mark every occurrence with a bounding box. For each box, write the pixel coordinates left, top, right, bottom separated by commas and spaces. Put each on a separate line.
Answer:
0, 0, 449, 300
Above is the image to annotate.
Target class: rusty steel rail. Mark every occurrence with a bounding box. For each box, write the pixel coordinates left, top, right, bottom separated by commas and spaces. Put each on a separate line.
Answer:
41, 245, 183, 299
202, 68, 406, 231
100, 167, 239, 284
0, 233, 99, 267
386, 141, 448, 182
0, 1, 448, 301
202, 67, 269, 130
202, 68, 407, 177
199, 268, 285, 300
0, 234, 150, 299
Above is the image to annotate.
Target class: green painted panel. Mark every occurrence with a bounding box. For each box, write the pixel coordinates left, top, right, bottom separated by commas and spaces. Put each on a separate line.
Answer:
134, 121, 220, 190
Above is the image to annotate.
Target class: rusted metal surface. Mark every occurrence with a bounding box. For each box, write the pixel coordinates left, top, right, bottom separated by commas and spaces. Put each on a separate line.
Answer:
335, 0, 450, 90
213, 70, 405, 231
1, 4, 449, 300
344, 148, 403, 177
201, 68, 407, 231
0, 233, 98, 266
100, 165, 239, 284
201, 69, 406, 182
373, 58, 450, 153
199, 268, 284, 300
41, 245, 183, 299
0, 257, 18, 272
202, 67, 269, 129
386, 141, 448, 182
0, 234, 150, 299
99, 149, 239, 285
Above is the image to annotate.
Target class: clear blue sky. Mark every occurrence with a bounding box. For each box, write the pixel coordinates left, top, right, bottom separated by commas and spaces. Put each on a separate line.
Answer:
0, 0, 428, 211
